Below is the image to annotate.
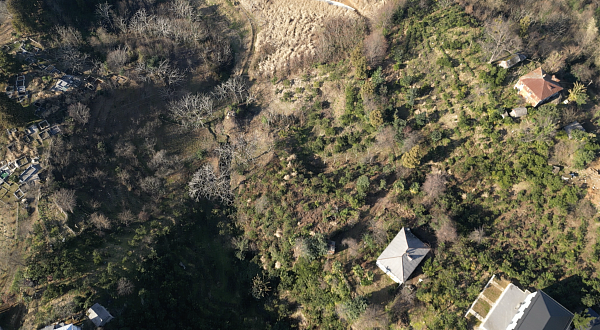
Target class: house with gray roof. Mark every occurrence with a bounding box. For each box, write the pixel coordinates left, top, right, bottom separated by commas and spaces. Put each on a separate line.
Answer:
376, 227, 430, 284
469, 279, 573, 330
87, 303, 114, 327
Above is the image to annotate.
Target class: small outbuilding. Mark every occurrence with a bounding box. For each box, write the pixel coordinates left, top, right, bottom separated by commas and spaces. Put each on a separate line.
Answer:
87, 303, 114, 327
498, 53, 526, 69
509, 107, 528, 118
376, 227, 430, 284
41, 324, 81, 330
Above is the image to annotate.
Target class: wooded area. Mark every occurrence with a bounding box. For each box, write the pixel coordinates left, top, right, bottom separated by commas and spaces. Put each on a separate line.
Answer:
0, 0, 599, 329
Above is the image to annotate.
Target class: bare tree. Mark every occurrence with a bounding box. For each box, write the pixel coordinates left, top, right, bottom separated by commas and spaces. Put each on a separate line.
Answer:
106, 46, 129, 72
168, 92, 215, 129
90, 212, 112, 230
170, 0, 195, 20
117, 277, 134, 296
481, 17, 522, 63
95, 2, 114, 29
118, 209, 135, 227
68, 102, 90, 125
354, 305, 390, 329
52, 189, 76, 217
436, 219, 457, 243
56, 47, 89, 73
55, 26, 83, 48
364, 32, 388, 67
422, 172, 447, 200
188, 164, 233, 204
140, 176, 163, 197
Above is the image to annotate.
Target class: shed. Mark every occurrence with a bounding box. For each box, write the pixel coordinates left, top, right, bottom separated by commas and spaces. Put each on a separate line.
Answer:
509, 107, 528, 118
564, 121, 585, 139
376, 227, 430, 284
498, 53, 526, 69
87, 303, 114, 327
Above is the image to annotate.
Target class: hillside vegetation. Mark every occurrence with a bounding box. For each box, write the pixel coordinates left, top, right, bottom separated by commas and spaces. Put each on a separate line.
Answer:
0, 0, 599, 329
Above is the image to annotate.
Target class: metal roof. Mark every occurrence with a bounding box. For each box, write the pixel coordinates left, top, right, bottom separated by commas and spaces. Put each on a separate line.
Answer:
376, 228, 430, 284
509, 291, 573, 330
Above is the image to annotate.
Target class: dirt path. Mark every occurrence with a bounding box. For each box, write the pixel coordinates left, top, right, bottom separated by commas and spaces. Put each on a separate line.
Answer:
237, 3, 256, 76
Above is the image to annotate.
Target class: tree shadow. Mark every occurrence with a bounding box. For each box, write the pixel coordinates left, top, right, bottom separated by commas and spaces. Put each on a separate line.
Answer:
541, 274, 587, 312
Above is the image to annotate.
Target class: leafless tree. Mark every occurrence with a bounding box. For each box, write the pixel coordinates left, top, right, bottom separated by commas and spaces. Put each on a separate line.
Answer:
188, 164, 233, 204
436, 219, 458, 243
481, 17, 522, 63
52, 189, 76, 216
354, 305, 390, 329
140, 176, 163, 196
68, 102, 90, 125
168, 92, 215, 129
56, 47, 89, 73
170, 0, 195, 20
422, 172, 447, 200
118, 209, 135, 227
90, 212, 112, 230
106, 46, 129, 72
129, 8, 153, 35
364, 32, 388, 67
95, 2, 114, 29
468, 227, 487, 244
114, 15, 129, 34
138, 209, 150, 222
117, 277, 134, 296
55, 26, 83, 48
390, 285, 416, 321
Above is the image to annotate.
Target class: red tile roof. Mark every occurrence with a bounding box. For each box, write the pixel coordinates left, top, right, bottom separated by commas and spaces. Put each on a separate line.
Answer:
518, 67, 563, 103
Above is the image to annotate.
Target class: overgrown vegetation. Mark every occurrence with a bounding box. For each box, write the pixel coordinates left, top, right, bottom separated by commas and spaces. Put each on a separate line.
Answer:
1, 0, 600, 329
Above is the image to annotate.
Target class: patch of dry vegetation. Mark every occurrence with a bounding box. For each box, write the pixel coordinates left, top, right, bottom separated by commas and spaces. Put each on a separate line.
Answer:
242, 0, 369, 77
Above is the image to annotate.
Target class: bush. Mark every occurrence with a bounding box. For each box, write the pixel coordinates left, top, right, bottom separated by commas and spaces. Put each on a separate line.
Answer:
341, 296, 368, 321
356, 175, 370, 196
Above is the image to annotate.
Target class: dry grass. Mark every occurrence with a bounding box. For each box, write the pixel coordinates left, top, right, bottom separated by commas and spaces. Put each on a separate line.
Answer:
472, 299, 491, 317
482, 285, 502, 302
242, 0, 365, 77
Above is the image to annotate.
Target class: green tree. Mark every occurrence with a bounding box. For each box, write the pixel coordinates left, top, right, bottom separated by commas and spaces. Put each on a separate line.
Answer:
370, 109, 384, 128
568, 82, 589, 105
350, 46, 367, 79
573, 309, 595, 330
356, 175, 370, 196
401, 145, 423, 168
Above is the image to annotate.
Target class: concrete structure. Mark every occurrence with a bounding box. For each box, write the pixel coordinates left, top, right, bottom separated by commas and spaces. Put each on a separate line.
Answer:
514, 68, 563, 107
376, 227, 430, 284
87, 303, 114, 327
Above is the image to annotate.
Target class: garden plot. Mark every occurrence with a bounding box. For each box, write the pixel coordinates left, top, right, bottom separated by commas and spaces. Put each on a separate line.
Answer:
241, 0, 356, 77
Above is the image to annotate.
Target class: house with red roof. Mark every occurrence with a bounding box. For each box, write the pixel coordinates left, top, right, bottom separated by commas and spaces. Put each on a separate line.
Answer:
514, 67, 563, 107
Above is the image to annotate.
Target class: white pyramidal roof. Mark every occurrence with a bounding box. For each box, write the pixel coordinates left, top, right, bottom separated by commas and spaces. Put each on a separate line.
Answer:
376, 227, 430, 284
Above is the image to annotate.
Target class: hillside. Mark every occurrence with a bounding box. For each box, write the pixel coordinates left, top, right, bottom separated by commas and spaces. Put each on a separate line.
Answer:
0, 0, 599, 329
